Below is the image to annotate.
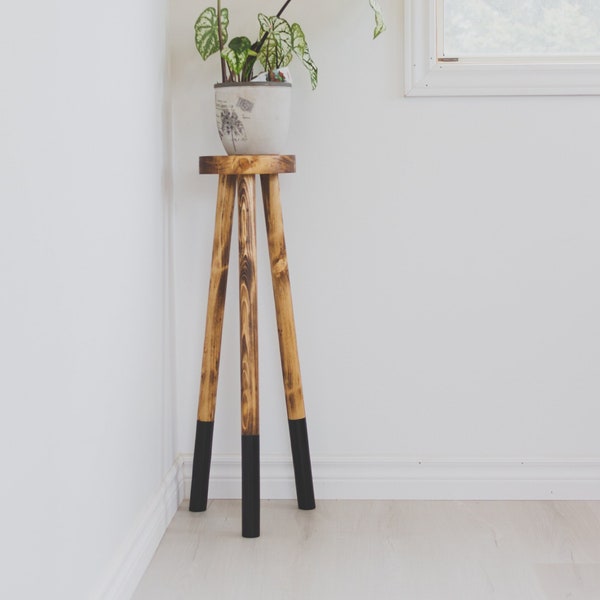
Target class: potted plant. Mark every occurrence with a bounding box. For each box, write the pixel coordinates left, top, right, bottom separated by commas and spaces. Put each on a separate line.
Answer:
195, 0, 385, 154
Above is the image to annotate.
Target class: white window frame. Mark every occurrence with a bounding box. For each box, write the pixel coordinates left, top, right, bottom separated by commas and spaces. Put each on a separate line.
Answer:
405, 0, 600, 96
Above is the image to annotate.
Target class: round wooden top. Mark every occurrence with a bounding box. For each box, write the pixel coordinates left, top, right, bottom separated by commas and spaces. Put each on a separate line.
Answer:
199, 155, 296, 175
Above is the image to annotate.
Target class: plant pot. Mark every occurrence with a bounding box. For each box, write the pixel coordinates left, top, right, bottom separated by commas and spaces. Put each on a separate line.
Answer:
214, 82, 292, 155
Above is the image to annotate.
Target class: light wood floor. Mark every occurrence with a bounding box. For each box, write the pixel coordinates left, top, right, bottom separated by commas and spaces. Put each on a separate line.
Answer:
133, 500, 600, 600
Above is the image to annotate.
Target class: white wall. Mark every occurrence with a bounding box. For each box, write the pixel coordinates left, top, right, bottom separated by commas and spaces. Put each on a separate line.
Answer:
171, 0, 600, 492
0, 1, 173, 598
0, 1, 598, 594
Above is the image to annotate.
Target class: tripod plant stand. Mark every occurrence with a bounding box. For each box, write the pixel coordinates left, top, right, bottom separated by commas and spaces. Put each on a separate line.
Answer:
189, 155, 315, 538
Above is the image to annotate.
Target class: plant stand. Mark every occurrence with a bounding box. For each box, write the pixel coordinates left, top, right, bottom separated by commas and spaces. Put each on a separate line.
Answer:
189, 155, 316, 538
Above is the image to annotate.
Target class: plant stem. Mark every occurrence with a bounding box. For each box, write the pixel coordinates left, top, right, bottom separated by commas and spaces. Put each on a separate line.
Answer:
276, 0, 293, 18
217, 0, 227, 82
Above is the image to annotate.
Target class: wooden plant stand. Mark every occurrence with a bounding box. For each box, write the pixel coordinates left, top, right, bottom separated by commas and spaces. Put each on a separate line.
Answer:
189, 155, 315, 538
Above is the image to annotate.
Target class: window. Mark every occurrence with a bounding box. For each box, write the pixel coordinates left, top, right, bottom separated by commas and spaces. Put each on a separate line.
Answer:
405, 0, 600, 96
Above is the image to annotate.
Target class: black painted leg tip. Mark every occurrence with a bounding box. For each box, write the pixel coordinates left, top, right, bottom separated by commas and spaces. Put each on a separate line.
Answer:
242, 529, 260, 539
242, 435, 260, 538
189, 420, 215, 514
288, 418, 316, 510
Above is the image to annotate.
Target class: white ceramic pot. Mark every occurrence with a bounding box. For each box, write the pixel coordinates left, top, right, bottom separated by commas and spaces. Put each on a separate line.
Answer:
214, 82, 292, 155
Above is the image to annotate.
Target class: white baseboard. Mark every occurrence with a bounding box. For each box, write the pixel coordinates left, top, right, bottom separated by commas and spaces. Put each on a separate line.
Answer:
88, 454, 600, 600
181, 454, 600, 500
91, 457, 185, 600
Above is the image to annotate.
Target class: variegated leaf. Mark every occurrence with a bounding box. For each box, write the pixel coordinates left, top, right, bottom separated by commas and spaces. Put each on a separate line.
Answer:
194, 7, 229, 60
257, 14, 293, 72
222, 36, 253, 76
291, 23, 318, 90
369, 0, 386, 39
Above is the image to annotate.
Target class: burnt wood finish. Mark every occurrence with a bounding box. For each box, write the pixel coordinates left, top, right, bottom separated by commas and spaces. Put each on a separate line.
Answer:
197, 174, 236, 423
260, 174, 306, 422
191, 155, 315, 536
200, 154, 296, 176
261, 173, 315, 511
238, 175, 259, 437
239, 174, 260, 536
190, 174, 235, 512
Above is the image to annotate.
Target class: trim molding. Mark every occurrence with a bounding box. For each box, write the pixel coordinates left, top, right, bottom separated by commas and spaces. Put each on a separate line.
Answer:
86, 454, 600, 600
89, 453, 600, 599
182, 454, 600, 500
405, 0, 600, 96
91, 457, 185, 600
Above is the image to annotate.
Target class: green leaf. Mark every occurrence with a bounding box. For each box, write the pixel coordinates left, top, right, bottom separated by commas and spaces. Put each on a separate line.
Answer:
229, 36, 252, 55
369, 0, 386, 39
257, 14, 294, 72
194, 7, 229, 60
291, 23, 318, 90
222, 36, 253, 76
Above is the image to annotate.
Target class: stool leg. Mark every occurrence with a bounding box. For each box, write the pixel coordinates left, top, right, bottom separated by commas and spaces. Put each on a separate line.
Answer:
238, 175, 260, 537
260, 174, 316, 511
190, 174, 236, 512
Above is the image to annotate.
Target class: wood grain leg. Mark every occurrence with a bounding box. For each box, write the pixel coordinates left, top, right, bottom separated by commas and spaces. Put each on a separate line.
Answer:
261, 174, 315, 511
238, 174, 260, 537
190, 174, 236, 513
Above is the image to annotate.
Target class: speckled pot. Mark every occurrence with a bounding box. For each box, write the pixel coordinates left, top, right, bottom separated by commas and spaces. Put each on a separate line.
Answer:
214, 82, 292, 155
